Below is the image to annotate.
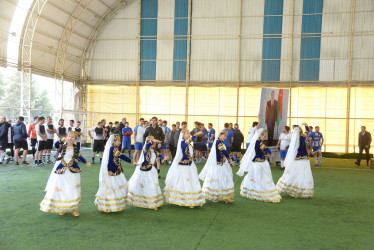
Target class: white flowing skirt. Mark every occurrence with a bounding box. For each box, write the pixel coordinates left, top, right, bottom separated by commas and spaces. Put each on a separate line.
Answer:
164, 163, 205, 207
276, 159, 314, 198
40, 161, 81, 213
94, 173, 128, 212
201, 161, 235, 201
240, 161, 281, 203
127, 166, 163, 209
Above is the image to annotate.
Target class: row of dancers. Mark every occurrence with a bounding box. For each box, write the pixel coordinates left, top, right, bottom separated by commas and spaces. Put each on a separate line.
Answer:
40, 123, 314, 216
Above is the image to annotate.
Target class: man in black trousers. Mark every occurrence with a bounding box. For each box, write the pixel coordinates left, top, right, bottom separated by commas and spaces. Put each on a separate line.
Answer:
169, 124, 178, 160
265, 91, 278, 146
355, 126, 372, 166
143, 116, 165, 178
0, 116, 11, 164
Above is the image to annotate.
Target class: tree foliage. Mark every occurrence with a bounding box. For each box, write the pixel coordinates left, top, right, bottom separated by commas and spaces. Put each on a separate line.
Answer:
0, 70, 53, 121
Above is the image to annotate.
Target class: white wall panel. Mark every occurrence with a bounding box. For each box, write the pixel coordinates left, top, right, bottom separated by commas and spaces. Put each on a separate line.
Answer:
319, 0, 350, 81
156, 0, 174, 81
352, 36, 374, 81
292, 0, 303, 81
240, 0, 264, 81
355, 0, 374, 12
280, 0, 292, 82
353, 0, 374, 81
352, 59, 374, 81
190, 0, 239, 82
353, 0, 374, 80
89, 0, 139, 81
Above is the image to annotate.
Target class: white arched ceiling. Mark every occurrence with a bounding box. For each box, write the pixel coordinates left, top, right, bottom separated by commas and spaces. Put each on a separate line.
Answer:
0, 0, 18, 66
18, 0, 134, 81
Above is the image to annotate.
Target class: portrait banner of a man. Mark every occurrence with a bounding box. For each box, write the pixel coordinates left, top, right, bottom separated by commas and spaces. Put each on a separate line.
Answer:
259, 88, 289, 146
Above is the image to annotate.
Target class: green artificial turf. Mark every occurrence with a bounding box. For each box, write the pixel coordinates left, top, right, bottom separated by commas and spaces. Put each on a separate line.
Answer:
0, 151, 374, 250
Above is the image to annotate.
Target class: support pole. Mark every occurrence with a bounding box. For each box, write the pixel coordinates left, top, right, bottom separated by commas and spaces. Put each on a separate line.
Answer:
236, 0, 242, 124
136, 0, 142, 121
185, 0, 192, 122
288, 0, 295, 126
346, 0, 356, 153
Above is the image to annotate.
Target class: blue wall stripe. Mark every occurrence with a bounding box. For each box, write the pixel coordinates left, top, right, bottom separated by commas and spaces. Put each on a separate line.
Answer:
173, 0, 188, 81
299, 0, 323, 81
140, 0, 158, 81
261, 0, 284, 82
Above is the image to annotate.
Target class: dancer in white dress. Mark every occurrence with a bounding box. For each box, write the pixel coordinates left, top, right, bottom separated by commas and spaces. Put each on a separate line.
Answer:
95, 134, 136, 212
199, 129, 236, 204
40, 131, 91, 216
164, 130, 205, 208
276, 123, 314, 198
237, 129, 281, 203
127, 136, 164, 210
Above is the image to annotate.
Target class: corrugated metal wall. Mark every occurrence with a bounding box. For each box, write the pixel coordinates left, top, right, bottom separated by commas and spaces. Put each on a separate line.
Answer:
89, 1, 139, 81
87, 0, 374, 83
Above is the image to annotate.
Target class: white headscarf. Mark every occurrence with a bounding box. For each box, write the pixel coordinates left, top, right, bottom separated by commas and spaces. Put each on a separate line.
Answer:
96, 135, 114, 196
165, 131, 187, 185
283, 126, 300, 168
237, 128, 264, 176
198, 129, 225, 181
137, 142, 147, 166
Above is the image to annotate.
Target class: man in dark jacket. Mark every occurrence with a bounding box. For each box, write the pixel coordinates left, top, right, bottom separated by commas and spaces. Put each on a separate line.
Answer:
355, 126, 372, 166
143, 117, 165, 178
232, 123, 244, 165
169, 124, 178, 160
13, 116, 29, 165
0, 116, 11, 164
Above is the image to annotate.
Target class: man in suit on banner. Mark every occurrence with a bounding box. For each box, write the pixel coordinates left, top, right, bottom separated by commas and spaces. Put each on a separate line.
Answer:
265, 91, 278, 146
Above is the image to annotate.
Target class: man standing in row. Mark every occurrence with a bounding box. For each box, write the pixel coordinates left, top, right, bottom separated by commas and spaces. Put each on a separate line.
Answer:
45, 116, 56, 164
169, 124, 178, 160
75, 121, 83, 151
232, 123, 244, 165
207, 123, 215, 158
89, 121, 106, 164
55, 119, 66, 160
119, 117, 126, 149
122, 122, 133, 158
13, 116, 29, 165
0, 117, 11, 164
28, 116, 38, 159
133, 118, 146, 162
143, 117, 165, 178
35, 117, 47, 165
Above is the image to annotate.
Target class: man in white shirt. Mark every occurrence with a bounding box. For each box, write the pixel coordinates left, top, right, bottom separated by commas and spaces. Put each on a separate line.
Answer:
45, 116, 56, 164
88, 121, 106, 164
35, 117, 47, 165
7, 119, 14, 161
277, 126, 291, 170
246, 115, 261, 149
133, 118, 146, 162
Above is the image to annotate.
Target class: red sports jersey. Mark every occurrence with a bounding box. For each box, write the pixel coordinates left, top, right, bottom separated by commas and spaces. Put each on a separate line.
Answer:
28, 123, 37, 139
